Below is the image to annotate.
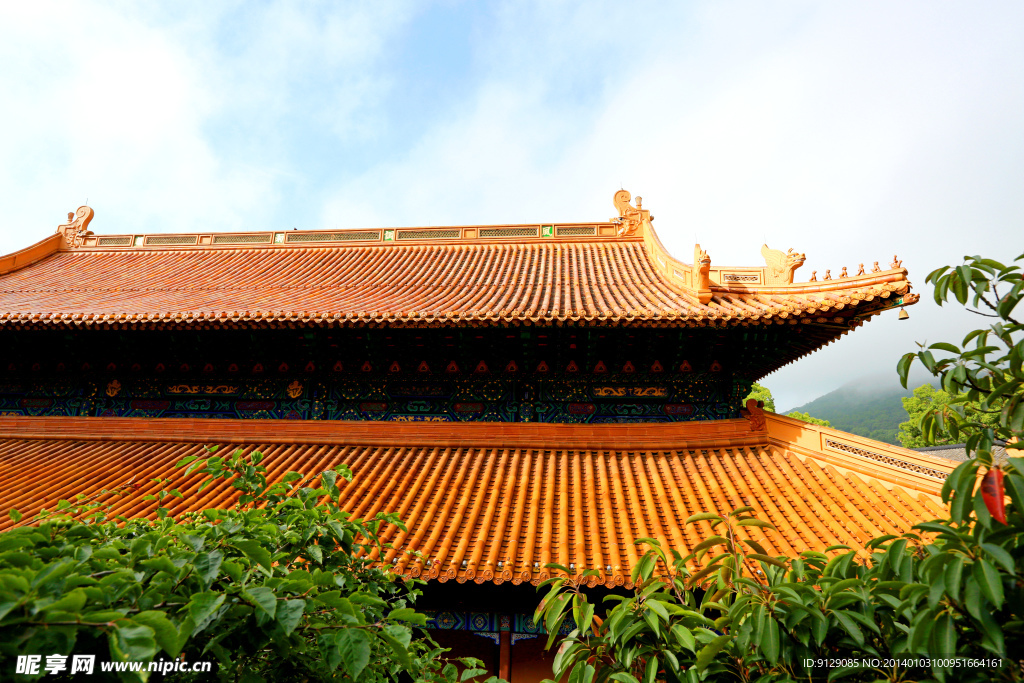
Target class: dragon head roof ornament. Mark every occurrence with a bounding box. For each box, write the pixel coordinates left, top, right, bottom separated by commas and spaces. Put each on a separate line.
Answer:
57, 206, 95, 248
692, 245, 713, 304
761, 244, 805, 284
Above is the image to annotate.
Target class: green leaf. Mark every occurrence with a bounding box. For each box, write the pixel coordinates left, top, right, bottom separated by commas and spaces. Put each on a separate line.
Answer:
8, 509, 22, 523
944, 555, 965, 603
81, 610, 129, 623
643, 656, 658, 683
972, 558, 1004, 609
748, 553, 787, 568
386, 607, 427, 626
132, 611, 180, 657
336, 628, 371, 679
685, 512, 722, 525
687, 563, 723, 586
244, 586, 277, 619
578, 601, 595, 636
233, 540, 272, 571
980, 543, 1014, 573
646, 598, 669, 621
111, 622, 157, 662
140, 556, 179, 576
736, 519, 776, 529
929, 342, 961, 354
380, 625, 412, 669
44, 588, 86, 613
823, 544, 852, 553
316, 591, 356, 614
276, 599, 305, 635
741, 539, 768, 554
695, 634, 731, 671
194, 550, 223, 589
931, 613, 956, 659
187, 591, 226, 633
691, 536, 729, 553
761, 617, 780, 664
832, 610, 864, 647
897, 353, 915, 388
671, 624, 696, 653
306, 544, 323, 564
610, 674, 640, 683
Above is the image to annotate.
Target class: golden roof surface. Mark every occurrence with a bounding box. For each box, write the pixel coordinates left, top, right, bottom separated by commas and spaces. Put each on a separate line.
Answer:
0, 413, 951, 588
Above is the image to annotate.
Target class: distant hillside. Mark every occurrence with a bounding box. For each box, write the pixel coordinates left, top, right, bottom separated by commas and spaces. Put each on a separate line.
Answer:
783, 381, 924, 445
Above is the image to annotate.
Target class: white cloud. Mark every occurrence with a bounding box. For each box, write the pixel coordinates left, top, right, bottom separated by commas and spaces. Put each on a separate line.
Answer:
0, 0, 413, 253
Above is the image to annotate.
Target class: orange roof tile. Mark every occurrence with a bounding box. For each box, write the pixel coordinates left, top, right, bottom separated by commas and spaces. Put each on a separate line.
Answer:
0, 414, 951, 588
0, 195, 917, 331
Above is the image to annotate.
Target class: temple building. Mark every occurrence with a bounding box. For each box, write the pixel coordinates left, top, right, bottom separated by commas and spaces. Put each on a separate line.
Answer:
0, 192, 954, 680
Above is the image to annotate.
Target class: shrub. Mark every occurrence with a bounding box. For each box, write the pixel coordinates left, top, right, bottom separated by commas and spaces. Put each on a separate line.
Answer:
0, 448, 491, 683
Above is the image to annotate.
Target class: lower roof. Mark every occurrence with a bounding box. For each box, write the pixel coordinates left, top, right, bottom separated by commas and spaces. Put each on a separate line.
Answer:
0, 415, 951, 588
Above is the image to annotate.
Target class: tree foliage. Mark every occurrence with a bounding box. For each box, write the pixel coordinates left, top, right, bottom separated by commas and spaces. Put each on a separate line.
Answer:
783, 411, 831, 427
744, 384, 776, 413
897, 252, 1024, 462
898, 384, 998, 448
0, 449, 490, 682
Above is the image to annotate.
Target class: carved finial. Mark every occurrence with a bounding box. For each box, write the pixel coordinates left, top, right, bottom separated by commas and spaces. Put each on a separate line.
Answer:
612, 189, 650, 236
840, 266, 848, 278
741, 398, 767, 432
809, 270, 817, 282
890, 255, 902, 269
872, 261, 881, 273
856, 263, 865, 276
692, 244, 712, 304
613, 189, 632, 216
761, 245, 805, 284
56, 206, 95, 248
824, 269, 832, 280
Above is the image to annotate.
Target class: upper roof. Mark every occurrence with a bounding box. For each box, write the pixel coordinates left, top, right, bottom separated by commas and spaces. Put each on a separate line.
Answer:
0, 192, 917, 329
0, 411, 952, 588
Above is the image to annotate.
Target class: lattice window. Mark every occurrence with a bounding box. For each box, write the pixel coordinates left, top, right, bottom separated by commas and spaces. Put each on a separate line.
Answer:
286, 230, 381, 242
824, 439, 948, 480
212, 234, 273, 244
145, 235, 199, 246
556, 226, 597, 236
723, 273, 760, 283
396, 229, 460, 240
97, 236, 132, 247
478, 227, 538, 238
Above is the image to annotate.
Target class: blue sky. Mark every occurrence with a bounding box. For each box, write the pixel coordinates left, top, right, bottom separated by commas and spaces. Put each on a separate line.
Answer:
1, 1, 1022, 408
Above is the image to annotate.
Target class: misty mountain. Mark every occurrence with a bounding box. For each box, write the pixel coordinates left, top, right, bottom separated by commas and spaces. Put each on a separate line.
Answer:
782, 378, 926, 445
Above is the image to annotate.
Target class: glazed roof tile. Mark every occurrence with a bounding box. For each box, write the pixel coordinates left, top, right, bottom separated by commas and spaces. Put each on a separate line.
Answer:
0, 414, 951, 588
0, 195, 917, 329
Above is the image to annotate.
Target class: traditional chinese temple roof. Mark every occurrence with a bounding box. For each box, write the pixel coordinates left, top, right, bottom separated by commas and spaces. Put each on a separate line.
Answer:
0, 412, 952, 588
0, 193, 916, 332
